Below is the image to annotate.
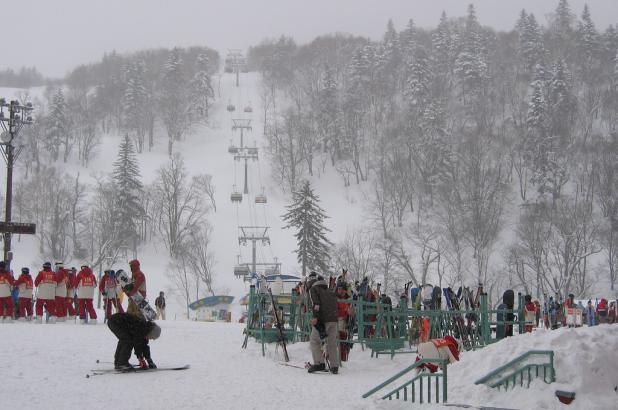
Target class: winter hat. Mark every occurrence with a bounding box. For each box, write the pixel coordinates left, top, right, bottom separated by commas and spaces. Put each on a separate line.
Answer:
147, 323, 161, 340
43, 261, 52, 268
55, 262, 64, 268
21, 267, 29, 274
129, 259, 140, 269
0, 261, 6, 270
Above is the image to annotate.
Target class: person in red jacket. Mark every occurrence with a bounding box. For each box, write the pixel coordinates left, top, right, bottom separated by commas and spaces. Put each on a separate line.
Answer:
0, 261, 15, 322
75, 265, 98, 324
99, 270, 123, 321
34, 261, 57, 323
14, 267, 34, 320
524, 294, 537, 332
65, 267, 77, 319
415, 335, 461, 373
54, 262, 69, 322
126, 259, 146, 317
336, 283, 352, 362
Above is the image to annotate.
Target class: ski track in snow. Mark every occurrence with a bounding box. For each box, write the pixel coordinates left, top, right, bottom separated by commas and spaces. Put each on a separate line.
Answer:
1, 319, 617, 410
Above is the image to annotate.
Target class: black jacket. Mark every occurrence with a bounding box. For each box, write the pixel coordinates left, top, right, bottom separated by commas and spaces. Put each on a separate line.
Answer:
155, 296, 166, 309
107, 313, 154, 359
309, 280, 338, 323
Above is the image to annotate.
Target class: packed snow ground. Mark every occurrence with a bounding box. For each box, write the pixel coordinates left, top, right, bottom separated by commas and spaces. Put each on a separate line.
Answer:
1, 317, 616, 410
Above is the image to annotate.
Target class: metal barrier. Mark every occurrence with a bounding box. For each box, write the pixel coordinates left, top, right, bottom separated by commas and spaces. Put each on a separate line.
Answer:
362, 358, 448, 403
474, 350, 555, 391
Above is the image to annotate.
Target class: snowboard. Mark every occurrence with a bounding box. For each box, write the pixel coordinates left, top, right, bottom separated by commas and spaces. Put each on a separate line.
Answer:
116, 269, 157, 321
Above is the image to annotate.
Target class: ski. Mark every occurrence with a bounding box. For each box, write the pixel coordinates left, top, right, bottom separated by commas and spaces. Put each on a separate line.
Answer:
267, 288, 289, 362
278, 362, 310, 369
87, 364, 190, 377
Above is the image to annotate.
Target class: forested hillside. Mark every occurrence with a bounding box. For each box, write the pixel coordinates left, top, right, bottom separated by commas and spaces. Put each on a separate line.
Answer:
248, 0, 618, 300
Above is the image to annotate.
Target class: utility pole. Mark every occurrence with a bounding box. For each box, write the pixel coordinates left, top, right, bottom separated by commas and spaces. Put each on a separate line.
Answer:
0, 99, 34, 268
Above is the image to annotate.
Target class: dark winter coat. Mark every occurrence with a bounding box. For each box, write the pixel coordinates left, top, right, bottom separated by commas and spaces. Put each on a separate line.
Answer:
155, 296, 166, 309
107, 313, 154, 359
309, 280, 338, 323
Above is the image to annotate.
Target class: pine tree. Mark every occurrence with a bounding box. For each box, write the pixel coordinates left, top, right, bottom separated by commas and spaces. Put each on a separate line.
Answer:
112, 134, 144, 251
519, 14, 545, 73
190, 53, 215, 121
47, 88, 68, 162
159, 47, 192, 155
404, 44, 432, 108
454, 4, 488, 103
123, 60, 148, 152
431, 11, 453, 96
575, 4, 601, 75
282, 180, 332, 276
547, 59, 576, 143
317, 65, 340, 158
550, 0, 575, 59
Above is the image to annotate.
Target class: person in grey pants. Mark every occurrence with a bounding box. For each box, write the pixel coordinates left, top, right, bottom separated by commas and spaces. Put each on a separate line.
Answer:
307, 272, 339, 374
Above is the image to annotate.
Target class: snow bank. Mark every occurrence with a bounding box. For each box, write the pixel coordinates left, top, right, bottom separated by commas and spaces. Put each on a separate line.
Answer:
1, 319, 616, 410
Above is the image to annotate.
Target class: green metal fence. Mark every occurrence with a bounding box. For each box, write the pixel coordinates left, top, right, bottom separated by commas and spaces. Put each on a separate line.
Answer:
475, 350, 555, 391
362, 358, 448, 404
243, 287, 528, 358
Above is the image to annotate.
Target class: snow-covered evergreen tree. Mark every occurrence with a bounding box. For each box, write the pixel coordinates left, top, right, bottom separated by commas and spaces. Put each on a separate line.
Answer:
575, 4, 601, 76
454, 4, 488, 103
549, 0, 575, 59
112, 134, 144, 252
123, 60, 149, 152
518, 13, 544, 73
47, 88, 69, 162
282, 180, 332, 276
190, 53, 215, 121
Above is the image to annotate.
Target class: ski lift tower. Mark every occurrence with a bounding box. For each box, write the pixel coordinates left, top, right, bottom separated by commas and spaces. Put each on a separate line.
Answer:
226, 49, 245, 87
231, 119, 256, 194
238, 226, 270, 276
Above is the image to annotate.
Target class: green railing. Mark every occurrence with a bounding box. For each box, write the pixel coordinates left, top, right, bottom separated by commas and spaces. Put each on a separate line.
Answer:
474, 350, 555, 391
243, 287, 527, 358
362, 358, 447, 403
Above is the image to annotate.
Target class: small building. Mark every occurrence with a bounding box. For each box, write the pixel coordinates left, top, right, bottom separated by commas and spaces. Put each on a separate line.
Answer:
189, 296, 234, 322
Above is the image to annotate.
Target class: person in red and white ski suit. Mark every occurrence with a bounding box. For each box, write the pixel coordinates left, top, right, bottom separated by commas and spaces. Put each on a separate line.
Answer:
34, 262, 57, 323
54, 262, 69, 322
99, 270, 123, 320
65, 267, 77, 319
0, 261, 15, 321
75, 266, 97, 324
415, 335, 461, 373
14, 268, 34, 320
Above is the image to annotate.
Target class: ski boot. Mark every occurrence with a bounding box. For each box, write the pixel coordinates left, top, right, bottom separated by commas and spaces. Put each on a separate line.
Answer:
307, 363, 326, 373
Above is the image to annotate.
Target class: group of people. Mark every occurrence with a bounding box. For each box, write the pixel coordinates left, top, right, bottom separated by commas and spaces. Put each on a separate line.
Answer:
0, 261, 100, 323
0, 258, 163, 324
541, 293, 617, 329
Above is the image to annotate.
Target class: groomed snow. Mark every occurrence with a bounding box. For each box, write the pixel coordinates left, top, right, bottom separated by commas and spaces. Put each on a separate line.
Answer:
1, 318, 616, 409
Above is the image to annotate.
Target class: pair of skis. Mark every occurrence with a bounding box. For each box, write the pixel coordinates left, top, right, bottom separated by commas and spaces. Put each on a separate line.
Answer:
87, 360, 190, 377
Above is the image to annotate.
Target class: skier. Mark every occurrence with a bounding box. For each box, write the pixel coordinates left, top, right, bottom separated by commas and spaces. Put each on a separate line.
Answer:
107, 312, 160, 371
0, 261, 15, 322
75, 265, 98, 324
100, 270, 123, 321
125, 259, 146, 318
523, 295, 536, 333
54, 262, 69, 322
65, 267, 78, 320
336, 282, 351, 362
155, 291, 166, 320
596, 298, 608, 324
585, 300, 596, 327
14, 268, 34, 320
34, 261, 57, 323
307, 272, 340, 374
415, 335, 461, 373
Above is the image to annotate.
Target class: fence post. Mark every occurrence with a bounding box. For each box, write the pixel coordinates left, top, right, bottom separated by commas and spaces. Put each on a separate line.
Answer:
518, 293, 525, 335
290, 289, 297, 340
481, 293, 490, 345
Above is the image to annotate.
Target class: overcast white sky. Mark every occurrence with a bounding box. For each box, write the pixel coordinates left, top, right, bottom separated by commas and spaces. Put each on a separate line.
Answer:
5, 0, 617, 77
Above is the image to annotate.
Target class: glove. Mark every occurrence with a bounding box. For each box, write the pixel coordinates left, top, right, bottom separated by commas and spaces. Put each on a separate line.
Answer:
101, 291, 107, 297
123, 283, 134, 292
138, 357, 148, 370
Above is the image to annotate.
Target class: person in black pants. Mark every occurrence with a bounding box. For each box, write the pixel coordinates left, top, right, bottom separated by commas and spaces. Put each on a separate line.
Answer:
107, 312, 161, 370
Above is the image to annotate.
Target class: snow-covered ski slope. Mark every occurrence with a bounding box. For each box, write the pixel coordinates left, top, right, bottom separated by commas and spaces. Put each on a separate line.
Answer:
0, 70, 365, 318
0, 320, 616, 409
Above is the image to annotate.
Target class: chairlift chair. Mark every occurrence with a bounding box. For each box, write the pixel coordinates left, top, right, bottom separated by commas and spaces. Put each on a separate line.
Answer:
230, 187, 243, 203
